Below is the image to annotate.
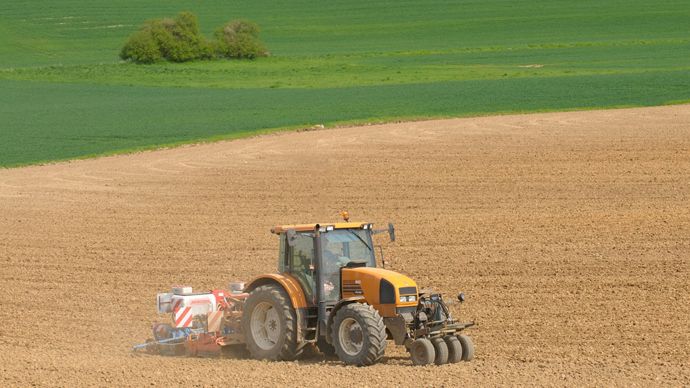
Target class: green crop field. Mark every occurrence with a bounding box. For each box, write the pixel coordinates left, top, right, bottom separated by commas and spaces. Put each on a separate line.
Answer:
1, 0, 689, 167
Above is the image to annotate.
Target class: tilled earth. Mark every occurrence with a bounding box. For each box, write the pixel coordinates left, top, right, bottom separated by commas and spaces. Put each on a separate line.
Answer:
1, 105, 689, 386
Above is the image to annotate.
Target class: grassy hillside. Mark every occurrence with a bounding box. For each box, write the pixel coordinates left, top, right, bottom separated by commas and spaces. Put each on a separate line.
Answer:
1, 0, 689, 166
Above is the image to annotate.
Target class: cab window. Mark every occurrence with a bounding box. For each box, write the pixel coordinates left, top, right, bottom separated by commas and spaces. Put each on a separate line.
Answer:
288, 233, 316, 304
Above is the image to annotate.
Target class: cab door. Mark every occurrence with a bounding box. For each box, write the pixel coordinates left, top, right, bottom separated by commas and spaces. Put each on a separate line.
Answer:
284, 233, 317, 305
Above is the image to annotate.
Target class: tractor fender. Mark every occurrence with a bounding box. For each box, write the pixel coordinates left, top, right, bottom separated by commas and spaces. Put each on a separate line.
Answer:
325, 296, 366, 344
245, 273, 308, 309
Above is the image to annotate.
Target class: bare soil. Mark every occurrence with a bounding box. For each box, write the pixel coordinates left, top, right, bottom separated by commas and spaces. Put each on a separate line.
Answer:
1, 105, 689, 387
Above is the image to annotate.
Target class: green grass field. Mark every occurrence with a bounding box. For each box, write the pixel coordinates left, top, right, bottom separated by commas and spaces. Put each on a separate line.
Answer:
1, 0, 689, 167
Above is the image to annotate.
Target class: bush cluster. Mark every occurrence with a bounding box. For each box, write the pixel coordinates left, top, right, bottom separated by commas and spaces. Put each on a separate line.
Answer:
120, 12, 268, 64
215, 20, 266, 59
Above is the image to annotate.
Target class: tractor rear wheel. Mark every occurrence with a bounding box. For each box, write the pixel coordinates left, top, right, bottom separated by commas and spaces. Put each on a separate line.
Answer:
242, 284, 300, 361
444, 335, 463, 363
409, 338, 435, 365
457, 334, 474, 361
431, 337, 449, 365
331, 303, 387, 366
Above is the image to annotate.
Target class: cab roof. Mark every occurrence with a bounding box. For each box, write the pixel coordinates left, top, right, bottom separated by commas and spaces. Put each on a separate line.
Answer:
271, 222, 370, 234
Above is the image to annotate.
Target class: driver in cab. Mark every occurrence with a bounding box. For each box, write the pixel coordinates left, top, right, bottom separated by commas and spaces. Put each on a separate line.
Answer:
322, 241, 349, 300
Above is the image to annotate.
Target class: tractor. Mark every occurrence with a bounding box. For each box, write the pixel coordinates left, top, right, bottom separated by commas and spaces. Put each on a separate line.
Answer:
241, 215, 474, 366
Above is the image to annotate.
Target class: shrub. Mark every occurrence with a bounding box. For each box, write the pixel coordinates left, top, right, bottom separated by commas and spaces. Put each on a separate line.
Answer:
119, 30, 161, 64
158, 12, 207, 62
214, 20, 268, 59
120, 12, 268, 63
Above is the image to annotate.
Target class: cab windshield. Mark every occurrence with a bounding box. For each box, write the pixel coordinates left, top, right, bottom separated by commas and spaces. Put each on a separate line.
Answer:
320, 229, 375, 301
321, 229, 375, 267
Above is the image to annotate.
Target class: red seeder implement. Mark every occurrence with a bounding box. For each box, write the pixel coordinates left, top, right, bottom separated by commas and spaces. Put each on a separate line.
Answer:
132, 283, 247, 357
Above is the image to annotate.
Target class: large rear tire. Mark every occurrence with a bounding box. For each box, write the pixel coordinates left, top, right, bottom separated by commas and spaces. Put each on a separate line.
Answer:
331, 303, 387, 366
242, 285, 301, 361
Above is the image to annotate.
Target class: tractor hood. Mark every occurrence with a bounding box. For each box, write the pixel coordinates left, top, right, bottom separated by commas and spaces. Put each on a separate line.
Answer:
341, 267, 419, 315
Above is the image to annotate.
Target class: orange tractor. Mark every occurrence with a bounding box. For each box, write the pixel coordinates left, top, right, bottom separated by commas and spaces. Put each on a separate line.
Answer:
135, 216, 474, 366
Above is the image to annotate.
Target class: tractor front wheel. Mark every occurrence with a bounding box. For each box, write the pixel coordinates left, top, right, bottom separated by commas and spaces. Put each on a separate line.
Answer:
331, 303, 387, 366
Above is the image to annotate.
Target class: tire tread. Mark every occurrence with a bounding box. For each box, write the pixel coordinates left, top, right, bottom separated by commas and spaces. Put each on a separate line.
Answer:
331, 303, 387, 366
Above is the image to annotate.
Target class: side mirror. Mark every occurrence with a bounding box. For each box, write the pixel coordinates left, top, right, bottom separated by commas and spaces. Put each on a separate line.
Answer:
388, 223, 396, 242
286, 229, 297, 247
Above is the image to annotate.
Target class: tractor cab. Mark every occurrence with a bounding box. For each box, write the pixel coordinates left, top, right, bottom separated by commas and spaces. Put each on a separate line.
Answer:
272, 222, 383, 305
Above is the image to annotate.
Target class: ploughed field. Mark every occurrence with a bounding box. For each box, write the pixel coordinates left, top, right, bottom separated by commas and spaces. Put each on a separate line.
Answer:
1, 106, 689, 386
